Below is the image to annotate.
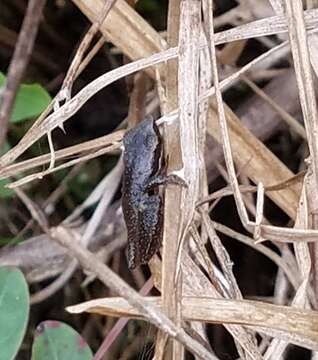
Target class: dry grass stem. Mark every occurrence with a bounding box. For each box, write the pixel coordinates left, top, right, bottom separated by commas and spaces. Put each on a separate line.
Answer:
67, 296, 318, 352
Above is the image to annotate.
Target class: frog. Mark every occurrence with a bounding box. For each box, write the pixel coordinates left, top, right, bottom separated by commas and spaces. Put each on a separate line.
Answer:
122, 117, 184, 269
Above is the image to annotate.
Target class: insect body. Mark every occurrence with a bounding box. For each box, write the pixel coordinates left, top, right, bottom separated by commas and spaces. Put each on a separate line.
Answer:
122, 118, 164, 269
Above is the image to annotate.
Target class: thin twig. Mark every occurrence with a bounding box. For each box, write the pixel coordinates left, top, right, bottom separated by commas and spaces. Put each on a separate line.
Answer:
57, 0, 117, 103
241, 75, 306, 139
0, 0, 47, 149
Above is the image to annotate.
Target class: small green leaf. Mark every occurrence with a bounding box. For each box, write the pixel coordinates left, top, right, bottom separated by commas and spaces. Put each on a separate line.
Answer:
0, 72, 5, 85
31, 321, 93, 360
0, 72, 51, 123
0, 237, 21, 246
11, 83, 51, 123
0, 178, 14, 198
0, 266, 29, 360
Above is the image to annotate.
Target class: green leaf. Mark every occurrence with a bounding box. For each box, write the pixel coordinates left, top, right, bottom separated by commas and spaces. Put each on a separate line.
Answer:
31, 321, 93, 360
11, 83, 51, 123
0, 237, 22, 246
0, 72, 5, 85
0, 178, 14, 198
0, 72, 51, 123
0, 267, 29, 360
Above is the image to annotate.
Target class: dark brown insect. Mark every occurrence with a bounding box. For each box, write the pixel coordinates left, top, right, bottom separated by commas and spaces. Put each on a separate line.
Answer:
122, 118, 164, 269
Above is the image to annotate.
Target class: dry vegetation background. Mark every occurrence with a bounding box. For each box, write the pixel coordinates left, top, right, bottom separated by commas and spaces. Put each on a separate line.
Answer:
2, 0, 318, 359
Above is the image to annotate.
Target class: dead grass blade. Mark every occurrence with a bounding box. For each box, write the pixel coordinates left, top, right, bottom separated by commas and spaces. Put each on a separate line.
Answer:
0, 130, 123, 179
67, 296, 318, 352
285, 0, 318, 193
74, 0, 318, 49
155, 0, 183, 357
241, 75, 306, 139
268, 0, 284, 14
